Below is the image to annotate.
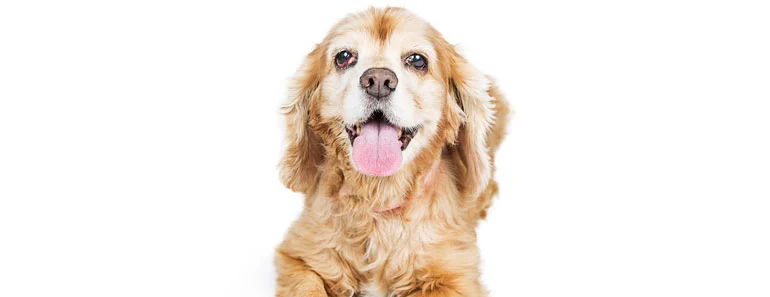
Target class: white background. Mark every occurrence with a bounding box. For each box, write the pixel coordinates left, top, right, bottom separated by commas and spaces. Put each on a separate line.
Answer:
1, 0, 769, 296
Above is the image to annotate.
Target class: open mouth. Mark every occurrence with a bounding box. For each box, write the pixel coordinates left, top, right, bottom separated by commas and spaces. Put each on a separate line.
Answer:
346, 111, 418, 151
345, 111, 419, 176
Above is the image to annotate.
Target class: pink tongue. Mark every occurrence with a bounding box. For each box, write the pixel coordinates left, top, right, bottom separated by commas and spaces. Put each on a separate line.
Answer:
352, 121, 402, 176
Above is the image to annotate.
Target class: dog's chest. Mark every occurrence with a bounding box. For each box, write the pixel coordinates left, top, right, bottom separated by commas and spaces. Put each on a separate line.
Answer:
359, 280, 388, 297
351, 218, 437, 297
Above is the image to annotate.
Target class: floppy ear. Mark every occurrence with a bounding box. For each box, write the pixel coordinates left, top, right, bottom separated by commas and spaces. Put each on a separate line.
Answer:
446, 48, 496, 197
279, 46, 325, 193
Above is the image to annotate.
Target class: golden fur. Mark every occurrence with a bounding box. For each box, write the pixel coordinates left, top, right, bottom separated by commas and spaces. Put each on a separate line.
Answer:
276, 7, 510, 297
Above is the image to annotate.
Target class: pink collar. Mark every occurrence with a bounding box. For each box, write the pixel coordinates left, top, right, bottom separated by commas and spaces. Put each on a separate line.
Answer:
374, 201, 407, 213
373, 160, 441, 213
337, 160, 442, 213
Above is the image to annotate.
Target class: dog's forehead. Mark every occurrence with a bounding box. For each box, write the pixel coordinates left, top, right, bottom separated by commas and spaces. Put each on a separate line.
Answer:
324, 10, 437, 61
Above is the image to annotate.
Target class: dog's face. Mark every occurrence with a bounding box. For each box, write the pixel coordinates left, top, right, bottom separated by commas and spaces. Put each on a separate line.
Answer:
319, 12, 445, 176
280, 7, 496, 196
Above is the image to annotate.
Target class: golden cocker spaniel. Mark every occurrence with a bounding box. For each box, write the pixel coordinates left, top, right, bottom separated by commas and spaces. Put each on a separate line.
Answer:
276, 7, 510, 297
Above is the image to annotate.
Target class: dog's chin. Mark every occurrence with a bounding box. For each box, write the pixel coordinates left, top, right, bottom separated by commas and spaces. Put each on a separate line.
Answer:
345, 111, 419, 177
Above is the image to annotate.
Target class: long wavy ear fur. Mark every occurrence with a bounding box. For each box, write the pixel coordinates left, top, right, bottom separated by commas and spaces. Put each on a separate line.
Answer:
443, 45, 498, 198
279, 46, 324, 193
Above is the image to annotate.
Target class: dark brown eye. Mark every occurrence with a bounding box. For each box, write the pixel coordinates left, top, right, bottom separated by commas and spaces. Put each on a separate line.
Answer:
405, 53, 427, 71
335, 50, 356, 69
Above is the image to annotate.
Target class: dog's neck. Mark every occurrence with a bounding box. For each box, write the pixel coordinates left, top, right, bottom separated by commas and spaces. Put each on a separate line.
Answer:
330, 156, 442, 214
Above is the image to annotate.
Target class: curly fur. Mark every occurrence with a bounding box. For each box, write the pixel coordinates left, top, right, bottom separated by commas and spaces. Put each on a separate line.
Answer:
276, 7, 510, 297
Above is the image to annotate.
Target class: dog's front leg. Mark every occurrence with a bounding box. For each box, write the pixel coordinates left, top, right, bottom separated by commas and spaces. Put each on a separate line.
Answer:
403, 275, 485, 297
275, 251, 328, 297
401, 250, 486, 297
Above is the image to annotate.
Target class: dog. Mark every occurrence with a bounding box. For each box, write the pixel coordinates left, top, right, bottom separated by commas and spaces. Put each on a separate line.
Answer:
276, 7, 510, 297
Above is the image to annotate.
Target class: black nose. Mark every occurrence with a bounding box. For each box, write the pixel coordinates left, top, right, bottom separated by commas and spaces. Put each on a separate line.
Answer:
360, 68, 398, 99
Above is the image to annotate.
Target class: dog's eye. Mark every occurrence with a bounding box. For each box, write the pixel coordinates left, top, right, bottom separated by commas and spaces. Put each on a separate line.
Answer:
405, 54, 427, 71
335, 50, 356, 69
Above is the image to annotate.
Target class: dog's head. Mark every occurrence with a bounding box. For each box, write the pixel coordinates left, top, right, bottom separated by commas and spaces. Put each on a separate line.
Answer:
280, 7, 495, 196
